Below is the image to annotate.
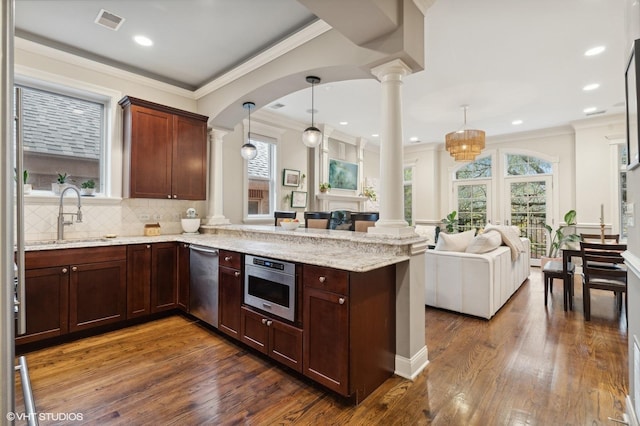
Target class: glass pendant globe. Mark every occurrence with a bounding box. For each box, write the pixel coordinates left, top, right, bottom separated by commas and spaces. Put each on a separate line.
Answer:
240, 143, 257, 160
302, 126, 322, 148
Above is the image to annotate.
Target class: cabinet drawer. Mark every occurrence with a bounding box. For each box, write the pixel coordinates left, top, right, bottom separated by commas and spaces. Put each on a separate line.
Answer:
303, 264, 348, 295
26, 246, 127, 269
219, 250, 242, 269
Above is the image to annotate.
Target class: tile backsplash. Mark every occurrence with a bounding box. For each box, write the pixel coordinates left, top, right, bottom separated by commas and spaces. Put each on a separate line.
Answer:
22, 197, 207, 242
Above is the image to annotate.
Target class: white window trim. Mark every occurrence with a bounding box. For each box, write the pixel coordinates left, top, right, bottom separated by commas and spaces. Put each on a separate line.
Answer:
15, 65, 124, 200
242, 119, 285, 223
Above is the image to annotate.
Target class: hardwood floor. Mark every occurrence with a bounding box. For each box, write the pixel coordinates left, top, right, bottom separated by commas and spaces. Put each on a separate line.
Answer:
15, 268, 628, 425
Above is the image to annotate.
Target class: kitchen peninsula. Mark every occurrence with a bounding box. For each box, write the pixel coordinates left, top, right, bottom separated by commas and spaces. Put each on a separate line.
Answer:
20, 225, 428, 403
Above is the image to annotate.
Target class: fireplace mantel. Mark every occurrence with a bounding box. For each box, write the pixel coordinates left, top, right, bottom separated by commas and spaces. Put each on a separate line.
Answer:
316, 192, 368, 211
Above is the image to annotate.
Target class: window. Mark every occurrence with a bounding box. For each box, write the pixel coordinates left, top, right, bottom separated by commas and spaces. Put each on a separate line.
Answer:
16, 84, 106, 193
454, 156, 492, 231
403, 166, 413, 225
246, 136, 276, 218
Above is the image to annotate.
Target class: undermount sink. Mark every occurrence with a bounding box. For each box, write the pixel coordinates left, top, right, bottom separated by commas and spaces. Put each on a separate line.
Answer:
27, 237, 112, 246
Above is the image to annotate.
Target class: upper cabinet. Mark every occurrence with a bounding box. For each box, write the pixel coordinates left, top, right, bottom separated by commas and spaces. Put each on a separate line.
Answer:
119, 96, 208, 200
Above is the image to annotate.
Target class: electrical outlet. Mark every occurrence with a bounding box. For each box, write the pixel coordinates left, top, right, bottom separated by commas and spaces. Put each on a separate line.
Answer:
153, 214, 162, 220
139, 214, 150, 221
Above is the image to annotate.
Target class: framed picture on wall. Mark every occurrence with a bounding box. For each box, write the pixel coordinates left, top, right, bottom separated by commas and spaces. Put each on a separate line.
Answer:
291, 191, 307, 208
626, 38, 640, 170
328, 159, 358, 190
282, 169, 300, 186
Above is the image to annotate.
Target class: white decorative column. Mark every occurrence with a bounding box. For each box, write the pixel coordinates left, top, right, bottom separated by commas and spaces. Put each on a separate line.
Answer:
205, 128, 230, 225
370, 59, 415, 236
370, 59, 427, 380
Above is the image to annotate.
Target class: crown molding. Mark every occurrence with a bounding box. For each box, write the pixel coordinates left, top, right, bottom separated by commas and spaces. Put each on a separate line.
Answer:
571, 112, 625, 131
15, 37, 195, 98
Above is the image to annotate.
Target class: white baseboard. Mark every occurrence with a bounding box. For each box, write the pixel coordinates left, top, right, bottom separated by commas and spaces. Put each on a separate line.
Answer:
627, 395, 639, 426
394, 345, 429, 380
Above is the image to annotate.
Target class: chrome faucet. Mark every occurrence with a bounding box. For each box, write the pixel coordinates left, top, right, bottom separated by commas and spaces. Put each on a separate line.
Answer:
57, 186, 83, 241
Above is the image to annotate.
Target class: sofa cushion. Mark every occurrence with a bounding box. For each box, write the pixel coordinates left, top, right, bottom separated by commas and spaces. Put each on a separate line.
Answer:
434, 229, 476, 252
414, 225, 437, 244
466, 230, 502, 254
484, 224, 525, 260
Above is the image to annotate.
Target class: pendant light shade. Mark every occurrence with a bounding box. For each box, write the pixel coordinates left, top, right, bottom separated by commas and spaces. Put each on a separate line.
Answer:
302, 76, 322, 148
241, 101, 257, 160
445, 105, 485, 162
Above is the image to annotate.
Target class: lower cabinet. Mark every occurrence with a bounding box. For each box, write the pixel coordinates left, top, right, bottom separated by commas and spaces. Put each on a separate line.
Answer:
303, 263, 396, 403
18, 246, 127, 344
240, 306, 303, 373
218, 250, 243, 338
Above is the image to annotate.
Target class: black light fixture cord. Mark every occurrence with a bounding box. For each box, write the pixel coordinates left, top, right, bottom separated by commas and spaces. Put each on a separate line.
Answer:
310, 80, 315, 127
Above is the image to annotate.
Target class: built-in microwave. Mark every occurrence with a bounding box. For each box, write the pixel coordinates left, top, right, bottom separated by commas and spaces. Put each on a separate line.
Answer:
244, 254, 296, 322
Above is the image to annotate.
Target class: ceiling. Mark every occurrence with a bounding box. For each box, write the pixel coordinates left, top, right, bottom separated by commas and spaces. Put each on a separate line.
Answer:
15, 0, 628, 146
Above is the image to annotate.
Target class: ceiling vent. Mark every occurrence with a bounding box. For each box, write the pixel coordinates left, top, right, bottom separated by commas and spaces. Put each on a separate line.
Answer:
94, 9, 125, 31
270, 103, 285, 110
586, 110, 606, 116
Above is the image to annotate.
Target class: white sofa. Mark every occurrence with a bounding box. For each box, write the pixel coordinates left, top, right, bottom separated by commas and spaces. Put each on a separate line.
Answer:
424, 238, 531, 319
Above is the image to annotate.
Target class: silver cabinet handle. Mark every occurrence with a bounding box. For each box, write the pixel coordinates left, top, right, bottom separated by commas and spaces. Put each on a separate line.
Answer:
338, 297, 345, 305
234, 271, 240, 277
266, 320, 273, 326
173, 195, 177, 199
71, 266, 78, 272
225, 256, 232, 262
61, 267, 68, 274
167, 195, 171, 199
318, 276, 326, 283
146, 244, 151, 248
261, 318, 267, 325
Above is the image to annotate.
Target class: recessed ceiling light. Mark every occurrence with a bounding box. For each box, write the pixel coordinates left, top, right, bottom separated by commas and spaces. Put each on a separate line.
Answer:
583, 83, 600, 91
583, 106, 598, 113
512, 120, 523, 125
339, 121, 348, 126
371, 134, 379, 138
585, 46, 606, 56
134, 35, 153, 47
409, 136, 419, 142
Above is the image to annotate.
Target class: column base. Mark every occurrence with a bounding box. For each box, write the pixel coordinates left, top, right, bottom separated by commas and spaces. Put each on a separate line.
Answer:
368, 222, 416, 237
204, 215, 231, 226
394, 345, 429, 380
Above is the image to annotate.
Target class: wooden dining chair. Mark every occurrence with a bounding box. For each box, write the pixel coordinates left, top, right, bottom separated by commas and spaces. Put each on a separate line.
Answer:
580, 233, 620, 243
304, 212, 331, 229
580, 241, 627, 321
274, 211, 297, 226
350, 212, 379, 232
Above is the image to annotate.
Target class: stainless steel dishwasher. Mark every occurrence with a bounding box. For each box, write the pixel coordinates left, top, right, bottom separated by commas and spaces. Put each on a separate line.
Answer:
189, 245, 219, 328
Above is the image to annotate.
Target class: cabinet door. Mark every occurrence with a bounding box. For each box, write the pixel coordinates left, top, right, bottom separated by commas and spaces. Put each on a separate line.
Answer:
129, 105, 173, 199
240, 306, 268, 354
303, 286, 349, 395
126, 244, 152, 319
177, 242, 190, 311
151, 243, 178, 312
172, 114, 207, 200
218, 265, 242, 339
16, 266, 69, 344
69, 260, 127, 332
269, 318, 303, 373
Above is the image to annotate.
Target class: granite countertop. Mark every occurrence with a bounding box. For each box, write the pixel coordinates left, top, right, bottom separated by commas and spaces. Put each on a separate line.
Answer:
23, 225, 426, 272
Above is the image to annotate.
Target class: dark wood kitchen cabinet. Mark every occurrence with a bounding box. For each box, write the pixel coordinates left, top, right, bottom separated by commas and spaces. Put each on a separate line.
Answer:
240, 306, 303, 373
218, 250, 243, 339
119, 96, 208, 200
17, 246, 127, 344
127, 242, 178, 318
303, 263, 396, 403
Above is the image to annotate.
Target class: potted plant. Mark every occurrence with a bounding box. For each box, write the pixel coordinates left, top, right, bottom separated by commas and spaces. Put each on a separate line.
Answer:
81, 179, 96, 196
319, 182, 331, 193
442, 210, 458, 233
542, 209, 580, 265
52, 172, 70, 195
15, 168, 31, 194
362, 186, 377, 201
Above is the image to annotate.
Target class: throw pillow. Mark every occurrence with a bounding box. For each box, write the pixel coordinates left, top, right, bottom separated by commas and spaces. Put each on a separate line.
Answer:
414, 225, 436, 244
434, 229, 476, 252
466, 230, 502, 254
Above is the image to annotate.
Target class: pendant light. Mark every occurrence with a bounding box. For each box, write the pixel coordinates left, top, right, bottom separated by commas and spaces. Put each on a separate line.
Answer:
445, 105, 485, 162
240, 101, 257, 160
302, 76, 322, 148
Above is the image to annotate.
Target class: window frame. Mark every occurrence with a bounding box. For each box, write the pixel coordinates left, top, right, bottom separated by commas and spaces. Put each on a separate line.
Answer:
14, 70, 122, 201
